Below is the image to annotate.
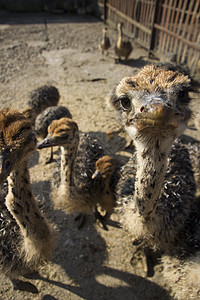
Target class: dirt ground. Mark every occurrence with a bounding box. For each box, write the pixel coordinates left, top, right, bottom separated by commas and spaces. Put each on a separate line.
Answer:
0, 10, 199, 300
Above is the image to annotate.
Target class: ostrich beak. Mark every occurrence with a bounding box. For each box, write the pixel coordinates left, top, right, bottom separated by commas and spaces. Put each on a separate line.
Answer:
37, 136, 54, 149
92, 169, 101, 179
130, 100, 180, 131
0, 152, 14, 184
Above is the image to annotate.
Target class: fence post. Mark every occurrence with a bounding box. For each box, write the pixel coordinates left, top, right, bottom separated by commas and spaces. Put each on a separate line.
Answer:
148, 0, 160, 57
103, 0, 107, 23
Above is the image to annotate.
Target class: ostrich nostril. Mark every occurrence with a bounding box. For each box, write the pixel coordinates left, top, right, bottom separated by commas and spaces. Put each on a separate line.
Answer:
175, 112, 180, 116
128, 118, 134, 124
140, 106, 144, 112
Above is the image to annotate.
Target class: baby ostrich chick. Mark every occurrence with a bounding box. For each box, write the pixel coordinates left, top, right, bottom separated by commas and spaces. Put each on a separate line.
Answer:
112, 65, 200, 298
35, 105, 72, 163
98, 27, 111, 55
37, 118, 115, 229
115, 22, 132, 62
105, 88, 134, 149
92, 155, 116, 225
23, 85, 60, 125
0, 108, 56, 293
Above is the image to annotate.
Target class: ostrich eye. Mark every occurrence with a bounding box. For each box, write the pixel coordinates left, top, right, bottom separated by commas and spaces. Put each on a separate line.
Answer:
5, 160, 11, 169
62, 133, 69, 139
120, 96, 131, 111
57, 129, 67, 134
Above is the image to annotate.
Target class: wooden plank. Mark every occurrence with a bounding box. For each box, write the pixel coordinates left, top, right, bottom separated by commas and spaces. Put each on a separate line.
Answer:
143, 0, 148, 27
142, 1, 147, 42
181, 1, 200, 63
129, 0, 134, 33
165, 0, 178, 52
149, 1, 155, 28
106, 3, 151, 35
154, 23, 200, 51
132, 1, 137, 37
140, 1, 144, 42
159, 0, 168, 51
105, 0, 199, 74
161, 0, 174, 52
146, 1, 153, 32
189, 49, 200, 76
162, 3, 198, 17
148, 0, 159, 54
173, 0, 187, 53
155, 1, 163, 52
169, 0, 183, 52
177, 0, 195, 63
134, 37, 150, 49
188, 12, 200, 66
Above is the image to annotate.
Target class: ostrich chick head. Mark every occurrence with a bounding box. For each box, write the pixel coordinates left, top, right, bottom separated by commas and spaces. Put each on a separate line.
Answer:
0, 108, 37, 183
37, 117, 79, 149
92, 155, 115, 179
115, 65, 191, 141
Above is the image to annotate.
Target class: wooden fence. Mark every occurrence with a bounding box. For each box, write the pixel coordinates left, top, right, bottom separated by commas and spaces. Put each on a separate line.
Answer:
97, 0, 200, 76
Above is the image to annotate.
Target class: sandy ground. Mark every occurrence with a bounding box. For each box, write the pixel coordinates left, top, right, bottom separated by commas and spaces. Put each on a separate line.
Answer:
0, 10, 199, 300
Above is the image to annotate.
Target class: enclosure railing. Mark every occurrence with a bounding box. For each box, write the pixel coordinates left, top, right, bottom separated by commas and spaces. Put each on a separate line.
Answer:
97, 0, 200, 76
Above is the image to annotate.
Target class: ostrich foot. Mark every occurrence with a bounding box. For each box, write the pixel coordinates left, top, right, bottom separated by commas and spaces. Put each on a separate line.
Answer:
45, 147, 55, 164
45, 158, 56, 164
115, 57, 121, 63
144, 247, 160, 277
74, 213, 87, 229
131, 242, 160, 277
95, 209, 109, 231
125, 139, 134, 149
11, 279, 38, 293
23, 271, 40, 279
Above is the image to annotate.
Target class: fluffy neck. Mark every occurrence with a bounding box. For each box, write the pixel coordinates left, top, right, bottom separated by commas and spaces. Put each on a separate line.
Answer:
100, 175, 115, 212
134, 134, 174, 219
104, 176, 110, 192
117, 26, 122, 48
103, 31, 107, 42
5, 159, 54, 261
60, 140, 79, 188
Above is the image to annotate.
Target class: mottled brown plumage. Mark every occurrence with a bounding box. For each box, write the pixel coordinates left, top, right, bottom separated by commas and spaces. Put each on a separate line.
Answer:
112, 65, 200, 298
98, 27, 111, 55
23, 85, 60, 125
0, 108, 56, 293
114, 22, 132, 61
28, 85, 60, 115
92, 155, 116, 214
37, 118, 114, 228
35, 105, 72, 163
